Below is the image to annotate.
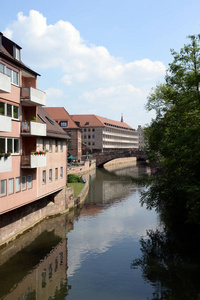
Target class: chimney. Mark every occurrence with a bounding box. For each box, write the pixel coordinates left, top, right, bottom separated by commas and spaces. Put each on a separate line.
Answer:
121, 113, 124, 123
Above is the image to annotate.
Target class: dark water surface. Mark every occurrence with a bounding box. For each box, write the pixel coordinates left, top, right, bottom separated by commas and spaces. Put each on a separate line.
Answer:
0, 163, 161, 299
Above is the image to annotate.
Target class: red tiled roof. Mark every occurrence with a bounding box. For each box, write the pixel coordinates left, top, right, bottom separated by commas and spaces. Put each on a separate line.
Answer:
37, 106, 70, 139
71, 114, 135, 131
44, 107, 79, 129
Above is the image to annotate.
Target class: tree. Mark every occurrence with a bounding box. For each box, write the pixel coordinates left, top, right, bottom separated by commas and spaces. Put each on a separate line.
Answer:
143, 35, 200, 224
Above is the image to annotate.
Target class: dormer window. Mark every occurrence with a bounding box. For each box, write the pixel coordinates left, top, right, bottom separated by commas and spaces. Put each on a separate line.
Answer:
14, 46, 20, 61
60, 121, 68, 127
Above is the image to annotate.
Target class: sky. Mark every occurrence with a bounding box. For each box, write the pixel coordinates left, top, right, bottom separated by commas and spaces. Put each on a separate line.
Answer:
1, 0, 200, 128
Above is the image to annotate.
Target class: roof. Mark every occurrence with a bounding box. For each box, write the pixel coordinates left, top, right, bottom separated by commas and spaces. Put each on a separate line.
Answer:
44, 107, 80, 129
37, 106, 70, 139
71, 114, 135, 131
0, 32, 40, 76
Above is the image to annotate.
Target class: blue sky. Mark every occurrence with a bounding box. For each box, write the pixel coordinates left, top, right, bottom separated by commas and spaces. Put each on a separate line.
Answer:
1, 0, 200, 128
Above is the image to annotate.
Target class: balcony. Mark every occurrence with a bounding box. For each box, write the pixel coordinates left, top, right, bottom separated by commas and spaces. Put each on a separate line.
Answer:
21, 121, 46, 136
21, 153, 46, 168
21, 87, 46, 106
0, 72, 11, 93
0, 155, 12, 173
0, 115, 11, 132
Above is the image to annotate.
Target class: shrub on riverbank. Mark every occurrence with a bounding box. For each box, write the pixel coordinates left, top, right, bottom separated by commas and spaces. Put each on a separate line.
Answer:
67, 174, 81, 183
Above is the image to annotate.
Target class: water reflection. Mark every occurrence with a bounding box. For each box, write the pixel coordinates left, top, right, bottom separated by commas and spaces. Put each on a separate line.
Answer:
0, 162, 158, 300
0, 214, 73, 300
131, 214, 200, 300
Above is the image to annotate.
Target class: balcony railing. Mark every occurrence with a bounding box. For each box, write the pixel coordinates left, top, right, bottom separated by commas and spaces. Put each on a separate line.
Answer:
0, 115, 11, 132
21, 153, 46, 168
0, 72, 11, 93
0, 155, 12, 173
21, 87, 46, 106
21, 121, 46, 136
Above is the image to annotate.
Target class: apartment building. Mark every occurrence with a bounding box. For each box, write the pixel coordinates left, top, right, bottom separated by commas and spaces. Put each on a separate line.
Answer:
0, 32, 68, 215
44, 107, 82, 160
71, 114, 138, 152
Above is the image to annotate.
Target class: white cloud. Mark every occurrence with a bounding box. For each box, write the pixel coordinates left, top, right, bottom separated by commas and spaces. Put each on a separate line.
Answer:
3, 10, 166, 126
4, 10, 166, 86
45, 87, 64, 99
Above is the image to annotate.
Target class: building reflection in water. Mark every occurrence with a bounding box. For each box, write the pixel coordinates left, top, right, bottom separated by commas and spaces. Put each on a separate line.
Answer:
0, 211, 74, 300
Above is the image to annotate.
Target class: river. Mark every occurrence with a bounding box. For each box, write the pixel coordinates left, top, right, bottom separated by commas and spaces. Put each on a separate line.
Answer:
0, 162, 185, 300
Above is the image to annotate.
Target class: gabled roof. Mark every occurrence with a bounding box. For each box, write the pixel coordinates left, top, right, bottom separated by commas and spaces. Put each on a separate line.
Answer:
44, 107, 79, 129
0, 32, 40, 76
71, 114, 135, 131
37, 106, 70, 139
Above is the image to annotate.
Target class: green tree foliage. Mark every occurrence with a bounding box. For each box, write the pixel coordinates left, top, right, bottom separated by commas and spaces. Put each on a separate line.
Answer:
67, 174, 81, 183
143, 35, 200, 224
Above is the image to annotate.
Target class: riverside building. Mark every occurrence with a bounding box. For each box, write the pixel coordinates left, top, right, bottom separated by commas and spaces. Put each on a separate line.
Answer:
0, 32, 68, 221
44, 107, 82, 161
71, 114, 138, 152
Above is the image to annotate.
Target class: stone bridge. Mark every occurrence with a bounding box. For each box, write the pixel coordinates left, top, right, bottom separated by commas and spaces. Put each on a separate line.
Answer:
92, 150, 147, 168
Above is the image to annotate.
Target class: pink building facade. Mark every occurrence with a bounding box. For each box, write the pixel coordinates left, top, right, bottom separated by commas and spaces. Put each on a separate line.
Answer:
0, 32, 68, 216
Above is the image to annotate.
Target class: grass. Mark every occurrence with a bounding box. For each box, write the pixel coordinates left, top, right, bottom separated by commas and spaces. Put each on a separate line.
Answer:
67, 182, 85, 197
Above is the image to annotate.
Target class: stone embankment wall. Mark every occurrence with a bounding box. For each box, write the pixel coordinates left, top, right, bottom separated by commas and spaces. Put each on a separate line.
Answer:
0, 169, 92, 248
104, 157, 137, 167
67, 159, 96, 175
0, 186, 74, 247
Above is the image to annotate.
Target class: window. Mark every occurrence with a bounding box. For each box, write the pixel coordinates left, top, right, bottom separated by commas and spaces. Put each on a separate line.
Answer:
43, 139, 46, 151
0, 64, 19, 86
6, 67, 12, 78
88, 135, 91, 139
8, 178, 14, 194
0, 102, 4, 115
55, 168, 58, 180
14, 139, 19, 153
49, 139, 52, 152
22, 176, 26, 190
0, 101, 19, 119
7, 104, 12, 117
60, 141, 63, 152
1, 180, 6, 196
28, 175, 32, 189
0, 63, 4, 73
0, 137, 20, 154
60, 121, 68, 127
49, 169, 52, 183
55, 140, 58, 152
43, 170, 46, 185
16, 177, 20, 192
13, 70, 19, 85
13, 106, 19, 119
92, 128, 95, 132
92, 135, 95, 139
7, 138, 12, 153
60, 167, 63, 179
14, 46, 20, 61
0, 138, 5, 153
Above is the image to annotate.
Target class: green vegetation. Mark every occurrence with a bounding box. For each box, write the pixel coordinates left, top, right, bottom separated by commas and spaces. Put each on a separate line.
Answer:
67, 182, 85, 197
142, 35, 200, 224
67, 174, 81, 183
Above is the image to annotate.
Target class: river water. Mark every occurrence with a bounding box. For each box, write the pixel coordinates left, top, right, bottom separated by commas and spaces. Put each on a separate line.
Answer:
0, 162, 161, 300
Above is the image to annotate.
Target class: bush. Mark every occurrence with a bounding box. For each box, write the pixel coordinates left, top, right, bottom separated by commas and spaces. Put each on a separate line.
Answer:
67, 174, 81, 183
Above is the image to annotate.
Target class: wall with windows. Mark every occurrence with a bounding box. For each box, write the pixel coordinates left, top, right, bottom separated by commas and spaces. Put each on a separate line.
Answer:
82, 127, 103, 151
37, 137, 67, 199
0, 156, 37, 214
